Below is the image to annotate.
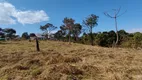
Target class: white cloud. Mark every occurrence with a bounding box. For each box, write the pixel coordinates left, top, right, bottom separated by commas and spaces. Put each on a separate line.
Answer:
14, 10, 49, 24
0, 2, 49, 25
0, 2, 16, 24
127, 28, 142, 33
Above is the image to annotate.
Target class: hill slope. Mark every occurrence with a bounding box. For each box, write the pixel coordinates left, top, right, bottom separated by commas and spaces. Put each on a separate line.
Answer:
0, 41, 142, 80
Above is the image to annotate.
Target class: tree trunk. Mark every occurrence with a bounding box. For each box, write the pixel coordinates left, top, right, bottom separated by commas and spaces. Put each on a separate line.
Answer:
115, 17, 119, 46
45, 30, 49, 39
75, 35, 78, 42
74, 34, 78, 42
36, 37, 40, 51
69, 31, 71, 44
90, 27, 94, 46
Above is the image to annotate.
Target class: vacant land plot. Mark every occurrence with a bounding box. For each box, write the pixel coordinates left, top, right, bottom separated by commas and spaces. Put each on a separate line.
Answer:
0, 41, 142, 80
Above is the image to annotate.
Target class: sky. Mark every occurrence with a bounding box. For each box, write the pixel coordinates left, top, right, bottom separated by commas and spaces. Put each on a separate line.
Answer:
0, 0, 142, 35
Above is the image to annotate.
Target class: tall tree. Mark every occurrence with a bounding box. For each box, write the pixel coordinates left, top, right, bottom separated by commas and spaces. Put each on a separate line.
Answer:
83, 14, 99, 46
72, 23, 82, 41
3, 28, 16, 39
40, 23, 57, 39
104, 7, 126, 46
63, 17, 75, 44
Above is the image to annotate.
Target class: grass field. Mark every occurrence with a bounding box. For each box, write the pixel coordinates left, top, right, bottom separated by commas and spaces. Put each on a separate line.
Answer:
0, 41, 142, 80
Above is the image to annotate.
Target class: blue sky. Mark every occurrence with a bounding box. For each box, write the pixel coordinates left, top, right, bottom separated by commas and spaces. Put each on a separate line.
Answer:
0, 0, 142, 35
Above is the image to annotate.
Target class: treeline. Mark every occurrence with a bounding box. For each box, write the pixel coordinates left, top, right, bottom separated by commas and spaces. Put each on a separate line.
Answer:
0, 28, 18, 40
0, 28, 39, 40
54, 29, 142, 48
39, 14, 142, 48
40, 14, 99, 46
0, 14, 142, 48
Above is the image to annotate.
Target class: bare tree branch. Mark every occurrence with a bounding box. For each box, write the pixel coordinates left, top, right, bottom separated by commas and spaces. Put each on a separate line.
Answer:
104, 12, 114, 18
116, 7, 121, 16
104, 7, 126, 46
117, 10, 127, 17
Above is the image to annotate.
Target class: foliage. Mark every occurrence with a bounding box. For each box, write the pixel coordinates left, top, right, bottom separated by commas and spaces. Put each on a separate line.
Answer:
1, 15, 142, 48
3, 28, 16, 39
40, 23, 57, 38
72, 23, 82, 42
83, 14, 99, 30
62, 17, 75, 43
133, 32, 142, 48
79, 30, 142, 48
0, 31, 5, 38
29, 33, 36, 37
80, 33, 91, 44
54, 30, 65, 41
21, 32, 29, 40
83, 14, 99, 46
0, 28, 17, 40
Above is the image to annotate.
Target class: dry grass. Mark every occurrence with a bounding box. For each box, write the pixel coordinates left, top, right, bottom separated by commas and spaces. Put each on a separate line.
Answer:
0, 41, 142, 80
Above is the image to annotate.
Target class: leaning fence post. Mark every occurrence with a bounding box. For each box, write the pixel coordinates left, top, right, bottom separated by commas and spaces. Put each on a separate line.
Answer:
35, 37, 40, 51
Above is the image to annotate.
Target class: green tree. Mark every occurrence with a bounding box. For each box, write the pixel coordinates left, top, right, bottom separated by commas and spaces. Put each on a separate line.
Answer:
133, 32, 142, 48
40, 23, 57, 39
3, 28, 16, 39
72, 23, 82, 42
83, 14, 99, 46
82, 33, 90, 44
118, 30, 128, 44
21, 32, 29, 40
95, 31, 116, 47
63, 17, 75, 44
54, 30, 65, 41
29, 33, 36, 37
60, 25, 67, 36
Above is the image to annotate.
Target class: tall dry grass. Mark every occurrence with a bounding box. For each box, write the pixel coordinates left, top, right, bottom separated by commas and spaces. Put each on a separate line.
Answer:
0, 41, 142, 80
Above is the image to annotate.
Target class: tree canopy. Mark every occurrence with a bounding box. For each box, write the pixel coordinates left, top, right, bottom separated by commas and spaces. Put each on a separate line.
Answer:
83, 14, 99, 46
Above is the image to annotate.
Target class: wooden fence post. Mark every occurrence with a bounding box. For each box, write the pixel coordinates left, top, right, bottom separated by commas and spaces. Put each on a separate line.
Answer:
35, 37, 40, 51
